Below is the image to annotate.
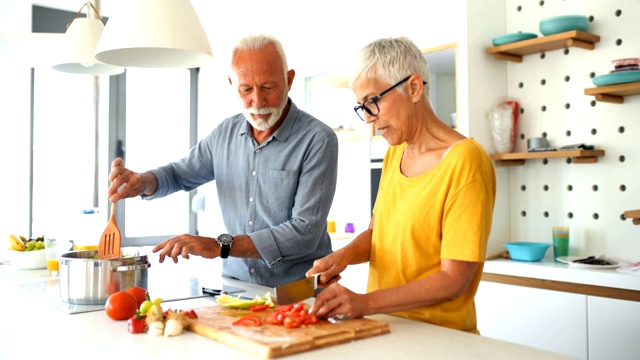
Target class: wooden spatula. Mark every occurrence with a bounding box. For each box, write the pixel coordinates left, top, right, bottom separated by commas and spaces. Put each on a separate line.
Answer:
98, 202, 121, 259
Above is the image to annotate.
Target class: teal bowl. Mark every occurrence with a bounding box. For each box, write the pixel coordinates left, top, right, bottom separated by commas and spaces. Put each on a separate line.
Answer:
503, 242, 550, 262
539, 15, 588, 36
492, 32, 538, 46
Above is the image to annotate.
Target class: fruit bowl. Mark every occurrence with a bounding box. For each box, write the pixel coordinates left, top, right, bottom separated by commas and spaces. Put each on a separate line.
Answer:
6, 249, 46, 269
539, 15, 589, 36
503, 242, 550, 262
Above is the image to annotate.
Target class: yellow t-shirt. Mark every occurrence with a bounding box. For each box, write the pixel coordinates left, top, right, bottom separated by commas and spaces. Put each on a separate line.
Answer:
368, 138, 496, 334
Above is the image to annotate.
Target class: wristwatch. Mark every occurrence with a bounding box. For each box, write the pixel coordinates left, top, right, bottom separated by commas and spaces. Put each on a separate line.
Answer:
216, 234, 234, 259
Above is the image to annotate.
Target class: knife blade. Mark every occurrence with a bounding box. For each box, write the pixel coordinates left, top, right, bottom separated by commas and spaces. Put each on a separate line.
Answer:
273, 273, 321, 305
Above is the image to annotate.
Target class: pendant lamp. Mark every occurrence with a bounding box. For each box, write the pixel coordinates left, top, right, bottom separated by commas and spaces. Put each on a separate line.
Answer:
94, 0, 213, 68
52, 2, 124, 75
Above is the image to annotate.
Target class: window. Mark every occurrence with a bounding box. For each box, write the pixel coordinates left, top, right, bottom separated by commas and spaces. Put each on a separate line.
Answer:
120, 68, 194, 244
0, 6, 199, 248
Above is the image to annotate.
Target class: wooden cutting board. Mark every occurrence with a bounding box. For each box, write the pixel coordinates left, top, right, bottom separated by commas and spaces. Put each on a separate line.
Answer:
187, 306, 391, 359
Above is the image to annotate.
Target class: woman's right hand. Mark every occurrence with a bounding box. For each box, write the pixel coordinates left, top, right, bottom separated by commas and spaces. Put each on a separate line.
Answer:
306, 250, 348, 287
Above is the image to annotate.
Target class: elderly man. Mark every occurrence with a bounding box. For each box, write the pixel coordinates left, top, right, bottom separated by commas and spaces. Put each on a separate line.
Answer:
108, 34, 339, 287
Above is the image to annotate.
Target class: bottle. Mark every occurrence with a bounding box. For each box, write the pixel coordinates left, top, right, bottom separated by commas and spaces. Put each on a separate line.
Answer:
73, 208, 102, 251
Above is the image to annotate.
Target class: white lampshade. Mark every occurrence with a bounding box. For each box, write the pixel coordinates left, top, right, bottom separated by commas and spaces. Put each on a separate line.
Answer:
52, 17, 124, 75
94, 0, 213, 68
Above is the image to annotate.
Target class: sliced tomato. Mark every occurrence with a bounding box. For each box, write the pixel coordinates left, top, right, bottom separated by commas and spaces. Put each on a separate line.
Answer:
306, 313, 319, 325
291, 302, 305, 313
249, 304, 269, 312
232, 315, 262, 327
275, 304, 294, 312
283, 315, 302, 329
264, 311, 285, 325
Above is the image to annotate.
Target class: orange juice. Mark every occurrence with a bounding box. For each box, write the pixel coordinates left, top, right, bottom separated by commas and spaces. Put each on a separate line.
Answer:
74, 245, 99, 251
47, 259, 59, 272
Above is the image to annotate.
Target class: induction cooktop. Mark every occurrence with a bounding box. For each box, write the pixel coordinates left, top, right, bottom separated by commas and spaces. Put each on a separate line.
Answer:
21, 271, 244, 315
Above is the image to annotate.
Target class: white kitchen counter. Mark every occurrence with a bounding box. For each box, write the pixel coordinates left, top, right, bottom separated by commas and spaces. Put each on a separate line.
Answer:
0, 262, 569, 360
483, 257, 640, 292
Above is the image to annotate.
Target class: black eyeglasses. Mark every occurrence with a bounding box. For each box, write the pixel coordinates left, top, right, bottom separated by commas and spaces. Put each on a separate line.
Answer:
353, 75, 426, 121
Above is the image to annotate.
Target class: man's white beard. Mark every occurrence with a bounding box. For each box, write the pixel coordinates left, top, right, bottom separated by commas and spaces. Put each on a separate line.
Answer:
242, 90, 288, 131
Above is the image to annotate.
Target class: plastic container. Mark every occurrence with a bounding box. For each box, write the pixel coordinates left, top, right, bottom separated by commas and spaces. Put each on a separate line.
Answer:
73, 208, 102, 251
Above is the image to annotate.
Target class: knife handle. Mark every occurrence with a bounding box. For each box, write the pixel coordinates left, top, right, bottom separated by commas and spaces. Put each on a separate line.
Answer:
311, 273, 322, 289
202, 287, 223, 296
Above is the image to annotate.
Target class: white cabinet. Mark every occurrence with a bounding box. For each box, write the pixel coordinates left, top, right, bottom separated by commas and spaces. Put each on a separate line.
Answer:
588, 296, 640, 360
475, 281, 588, 359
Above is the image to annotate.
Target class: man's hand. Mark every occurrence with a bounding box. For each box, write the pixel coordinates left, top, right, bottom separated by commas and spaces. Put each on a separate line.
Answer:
152, 234, 219, 263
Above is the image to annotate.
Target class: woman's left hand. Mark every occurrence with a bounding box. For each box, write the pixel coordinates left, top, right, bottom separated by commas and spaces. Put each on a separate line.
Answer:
308, 282, 367, 320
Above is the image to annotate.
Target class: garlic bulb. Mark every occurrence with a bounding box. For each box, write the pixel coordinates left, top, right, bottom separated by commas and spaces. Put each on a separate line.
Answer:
148, 321, 165, 336
164, 318, 185, 337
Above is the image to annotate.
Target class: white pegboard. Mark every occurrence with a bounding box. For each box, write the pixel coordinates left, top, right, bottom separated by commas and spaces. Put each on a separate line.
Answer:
504, 0, 640, 261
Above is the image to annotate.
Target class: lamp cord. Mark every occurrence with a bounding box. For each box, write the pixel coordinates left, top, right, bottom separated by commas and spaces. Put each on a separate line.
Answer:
67, 1, 105, 29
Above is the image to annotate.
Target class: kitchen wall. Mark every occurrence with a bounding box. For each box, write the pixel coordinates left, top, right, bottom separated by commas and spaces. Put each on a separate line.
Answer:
495, 0, 640, 261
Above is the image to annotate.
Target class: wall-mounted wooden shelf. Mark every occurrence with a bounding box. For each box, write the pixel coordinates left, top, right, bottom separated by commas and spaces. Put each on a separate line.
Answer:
490, 149, 605, 166
486, 30, 600, 63
584, 81, 640, 104
624, 210, 640, 225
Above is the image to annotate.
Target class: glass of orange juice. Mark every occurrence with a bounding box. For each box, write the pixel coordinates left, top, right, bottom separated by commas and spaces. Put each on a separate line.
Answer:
44, 238, 60, 276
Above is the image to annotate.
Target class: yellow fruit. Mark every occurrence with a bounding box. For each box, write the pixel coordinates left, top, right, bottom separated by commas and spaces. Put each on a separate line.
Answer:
9, 234, 25, 251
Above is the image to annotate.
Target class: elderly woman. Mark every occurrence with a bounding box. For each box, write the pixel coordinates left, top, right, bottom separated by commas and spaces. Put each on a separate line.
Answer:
307, 37, 496, 334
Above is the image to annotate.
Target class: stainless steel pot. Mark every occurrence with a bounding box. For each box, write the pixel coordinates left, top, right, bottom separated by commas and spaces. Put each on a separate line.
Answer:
59, 250, 150, 305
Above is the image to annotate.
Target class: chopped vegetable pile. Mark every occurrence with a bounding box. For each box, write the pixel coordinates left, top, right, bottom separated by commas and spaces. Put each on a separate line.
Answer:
218, 293, 318, 329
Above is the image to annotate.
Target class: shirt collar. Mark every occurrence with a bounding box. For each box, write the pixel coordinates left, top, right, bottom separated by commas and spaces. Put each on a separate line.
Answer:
240, 98, 296, 143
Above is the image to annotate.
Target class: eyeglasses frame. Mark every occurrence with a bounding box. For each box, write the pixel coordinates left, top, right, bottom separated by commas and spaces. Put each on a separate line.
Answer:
353, 75, 426, 121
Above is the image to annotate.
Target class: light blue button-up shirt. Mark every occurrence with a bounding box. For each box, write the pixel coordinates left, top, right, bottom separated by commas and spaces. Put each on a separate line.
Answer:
146, 99, 339, 287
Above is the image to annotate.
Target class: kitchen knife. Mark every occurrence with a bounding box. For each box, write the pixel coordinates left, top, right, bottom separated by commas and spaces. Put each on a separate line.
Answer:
201, 286, 252, 300
273, 273, 321, 305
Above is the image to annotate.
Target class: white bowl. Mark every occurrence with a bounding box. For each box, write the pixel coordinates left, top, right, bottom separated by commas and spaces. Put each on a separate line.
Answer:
6, 249, 46, 269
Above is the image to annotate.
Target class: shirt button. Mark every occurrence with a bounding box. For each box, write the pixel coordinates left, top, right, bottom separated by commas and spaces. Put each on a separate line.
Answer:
248, 220, 254, 226
250, 268, 255, 274
255, 149, 260, 153
252, 171, 257, 176
249, 197, 254, 202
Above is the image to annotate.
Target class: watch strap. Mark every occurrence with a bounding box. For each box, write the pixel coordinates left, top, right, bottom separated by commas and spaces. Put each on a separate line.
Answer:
220, 243, 230, 258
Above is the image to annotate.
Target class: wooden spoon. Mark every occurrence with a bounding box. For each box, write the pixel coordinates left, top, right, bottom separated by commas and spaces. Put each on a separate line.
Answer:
98, 202, 121, 259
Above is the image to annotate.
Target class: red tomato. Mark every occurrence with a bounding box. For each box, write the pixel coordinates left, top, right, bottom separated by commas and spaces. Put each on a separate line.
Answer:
232, 315, 262, 326
125, 286, 148, 307
283, 315, 302, 329
249, 304, 269, 312
105, 291, 139, 321
127, 315, 147, 334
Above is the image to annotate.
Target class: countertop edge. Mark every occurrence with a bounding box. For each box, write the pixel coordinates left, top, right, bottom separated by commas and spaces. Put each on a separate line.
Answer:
483, 258, 640, 292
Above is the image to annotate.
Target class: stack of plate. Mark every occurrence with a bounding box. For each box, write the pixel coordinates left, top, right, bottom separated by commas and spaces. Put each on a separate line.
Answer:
592, 58, 640, 86
539, 15, 589, 36
491, 32, 538, 46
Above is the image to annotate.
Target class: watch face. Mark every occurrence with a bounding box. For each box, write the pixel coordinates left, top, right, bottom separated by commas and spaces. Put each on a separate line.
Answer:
218, 234, 233, 245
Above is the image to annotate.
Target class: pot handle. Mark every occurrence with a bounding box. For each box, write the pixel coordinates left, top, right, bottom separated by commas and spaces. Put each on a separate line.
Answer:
113, 263, 151, 272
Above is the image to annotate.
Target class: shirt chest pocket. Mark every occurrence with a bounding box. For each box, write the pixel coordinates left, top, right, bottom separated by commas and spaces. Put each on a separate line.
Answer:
264, 169, 298, 211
